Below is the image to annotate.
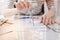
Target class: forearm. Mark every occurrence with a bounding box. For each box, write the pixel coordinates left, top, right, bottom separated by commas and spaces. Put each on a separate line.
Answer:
45, 0, 55, 16
46, 0, 54, 10
1, 8, 19, 17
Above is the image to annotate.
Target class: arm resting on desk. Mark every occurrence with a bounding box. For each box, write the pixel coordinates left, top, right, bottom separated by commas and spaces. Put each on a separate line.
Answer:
1, 8, 20, 17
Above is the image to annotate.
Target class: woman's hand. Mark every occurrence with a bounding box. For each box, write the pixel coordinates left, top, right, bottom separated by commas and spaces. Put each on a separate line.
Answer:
15, 1, 31, 11
2, 1, 32, 17
40, 9, 55, 25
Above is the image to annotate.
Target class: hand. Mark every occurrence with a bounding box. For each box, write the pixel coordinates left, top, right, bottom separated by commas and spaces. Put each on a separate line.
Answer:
15, 1, 31, 11
40, 9, 55, 25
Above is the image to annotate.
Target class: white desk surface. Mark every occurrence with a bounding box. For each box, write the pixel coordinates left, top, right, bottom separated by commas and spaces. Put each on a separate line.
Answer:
0, 16, 46, 40
0, 16, 60, 40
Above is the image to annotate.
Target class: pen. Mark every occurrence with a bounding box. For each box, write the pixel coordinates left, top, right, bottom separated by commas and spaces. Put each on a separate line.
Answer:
0, 19, 13, 26
0, 31, 13, 36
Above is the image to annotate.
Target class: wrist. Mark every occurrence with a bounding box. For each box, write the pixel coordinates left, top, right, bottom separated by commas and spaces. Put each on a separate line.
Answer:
44, 9, 55, 18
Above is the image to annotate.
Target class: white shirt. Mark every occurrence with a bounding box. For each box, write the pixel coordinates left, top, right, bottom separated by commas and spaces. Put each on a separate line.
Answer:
0, 0, 44, 15
0, 0, 16, 14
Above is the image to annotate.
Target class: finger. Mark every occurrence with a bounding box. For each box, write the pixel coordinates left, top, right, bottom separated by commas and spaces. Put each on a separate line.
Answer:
48, 18, 52, 25
26, 2, 32, 9
51, 19, 55, 24
18, 0, 32, 9
40, 16, 43, 23
42, 15, 46, 24
18, 0, 28, 8
21, 0, 31, 9
14, 2, 22, 10
23, 1, 30, 8
45, 17, 49, 25
24, 0, 32, 9
15, 2, 24, 10
19, 1, 25, 8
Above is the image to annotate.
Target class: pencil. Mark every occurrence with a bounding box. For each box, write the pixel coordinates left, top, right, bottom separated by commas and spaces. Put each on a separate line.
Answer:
0, 19, 13, 26
0, 19, 8, 26
0, 31, 13, 36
